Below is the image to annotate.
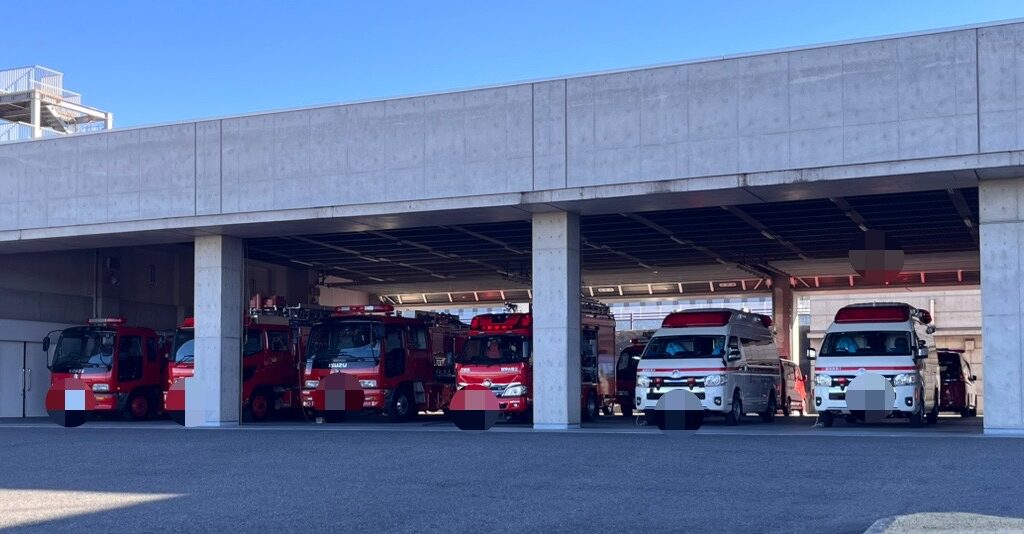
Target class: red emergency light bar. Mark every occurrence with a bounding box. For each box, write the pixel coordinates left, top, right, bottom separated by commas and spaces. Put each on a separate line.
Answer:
333, 305, 395, 317
87, 317, 127, 326
470, 313, 532, 332
181, 318, 195, 328
835, 305, 920, 324
662, 311, 732, 328
757, 315, 773, 328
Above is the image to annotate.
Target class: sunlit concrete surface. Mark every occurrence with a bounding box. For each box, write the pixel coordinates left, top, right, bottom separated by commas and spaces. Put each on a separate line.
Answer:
0, 489, 181, 529
867, 512, 1024, 533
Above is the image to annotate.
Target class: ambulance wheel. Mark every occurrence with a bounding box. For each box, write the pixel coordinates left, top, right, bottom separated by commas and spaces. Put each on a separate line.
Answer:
582, 391, 599, 421
124, 391, 150, 421
759, 393, 777, 422
818, 412, 834, 427
926, 393, 939, 425
782, 397, 792, 418
725, 392, 742, 426
909, 401, 925, 428
245, 389, 272, 422
387, 387, 415, 422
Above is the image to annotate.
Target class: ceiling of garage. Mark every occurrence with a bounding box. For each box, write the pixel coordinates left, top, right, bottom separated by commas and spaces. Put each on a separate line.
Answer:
246, 188, 979, 291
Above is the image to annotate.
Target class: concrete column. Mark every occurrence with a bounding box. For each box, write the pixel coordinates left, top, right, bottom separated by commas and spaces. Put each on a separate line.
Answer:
187, 235, 244, 427
771, 276, 797, 361
531, 211, 581, 430
979, 178, 1024, 435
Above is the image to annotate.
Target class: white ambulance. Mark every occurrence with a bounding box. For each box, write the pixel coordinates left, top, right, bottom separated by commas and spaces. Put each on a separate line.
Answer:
635, 309, 781, 425
809, 302, 939, 427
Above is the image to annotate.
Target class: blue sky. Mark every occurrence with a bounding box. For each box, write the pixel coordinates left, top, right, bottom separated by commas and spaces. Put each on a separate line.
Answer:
7, 1, 1023, 127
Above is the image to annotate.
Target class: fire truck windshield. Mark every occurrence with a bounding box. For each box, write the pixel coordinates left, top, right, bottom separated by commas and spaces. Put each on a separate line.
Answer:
307, 320, 381, 363
641, 335, 726, 360
459, 335, 530, 364
820, 331, 913, 357
52, 327, 116, 372
173, 329, 195, 364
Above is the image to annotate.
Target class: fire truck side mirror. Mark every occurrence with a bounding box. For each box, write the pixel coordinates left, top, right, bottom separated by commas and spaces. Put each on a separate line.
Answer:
42, 337, 50, 353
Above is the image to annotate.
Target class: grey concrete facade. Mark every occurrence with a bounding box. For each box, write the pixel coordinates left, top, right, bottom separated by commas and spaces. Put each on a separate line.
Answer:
531, 212, 582, 429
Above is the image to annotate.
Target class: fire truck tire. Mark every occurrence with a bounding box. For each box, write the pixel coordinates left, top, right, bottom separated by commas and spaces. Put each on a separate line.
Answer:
725, 392, 742, 426
387, 387, 415, 422
782, 397, 792, 418
245, 389, 273, 422
124, 391, 151, 421
582, 391, 599, 421
759, 392, 777, 423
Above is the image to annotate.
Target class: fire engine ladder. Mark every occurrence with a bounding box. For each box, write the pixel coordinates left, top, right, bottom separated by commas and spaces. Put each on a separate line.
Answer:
581, 297, 612, 318
249, 304, 336, 326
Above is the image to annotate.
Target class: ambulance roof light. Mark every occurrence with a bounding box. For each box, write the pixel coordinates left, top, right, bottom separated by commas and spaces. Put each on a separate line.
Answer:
834, 305, 911, 323
662, 310, 732, 328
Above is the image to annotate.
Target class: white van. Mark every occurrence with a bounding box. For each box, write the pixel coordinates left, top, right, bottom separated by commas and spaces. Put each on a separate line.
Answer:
635, 309, 781, 425
809, 302, 939, 427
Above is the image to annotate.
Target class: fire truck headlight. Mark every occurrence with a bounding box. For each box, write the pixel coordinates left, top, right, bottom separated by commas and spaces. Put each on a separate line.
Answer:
359, 379, 377, 389
304, 380, 319, 389
893, 373, 918, 386
637, 375, 650, 388
704, 374, 726, 387
814, 374, 832, 387
91, 383, 110, 393
502, 384, 527, 397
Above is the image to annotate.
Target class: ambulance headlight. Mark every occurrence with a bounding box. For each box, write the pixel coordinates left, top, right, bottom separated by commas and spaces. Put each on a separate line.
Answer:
814, 374, 832, 387
304, 380, 319, 389
704, 374, 726, 387
502, 384, 527, 397
91, 383, 110, 393
359, 379, 377, 389
637, 375, 650, 388
893, 373, 918, 386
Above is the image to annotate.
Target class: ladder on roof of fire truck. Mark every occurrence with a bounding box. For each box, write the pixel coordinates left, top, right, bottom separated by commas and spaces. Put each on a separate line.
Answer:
248, 304, 336, 325
581, 296, 612, 318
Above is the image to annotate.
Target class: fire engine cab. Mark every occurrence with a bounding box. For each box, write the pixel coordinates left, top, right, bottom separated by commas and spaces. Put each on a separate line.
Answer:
165, 305, 317, 422
45, 317, 165, 420
809, 302, 939, 427
301, 305, 468, 422
636, 309, 781, 425
455, 300, 617, 422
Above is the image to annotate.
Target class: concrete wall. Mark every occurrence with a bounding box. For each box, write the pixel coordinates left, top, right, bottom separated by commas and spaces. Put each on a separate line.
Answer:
2, 22, 1022, 236
807, 289, 984, 411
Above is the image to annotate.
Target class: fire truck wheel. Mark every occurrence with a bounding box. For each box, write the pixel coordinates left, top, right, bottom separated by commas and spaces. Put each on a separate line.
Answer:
725, 392, 742, 426
125, 392, 150, 421
246, 390, 272, 422
387, 388, 415, 422
782, 397, 792, 418
601, 405, 612, 416
582, 391, 598, 421
759, 392, 777, 423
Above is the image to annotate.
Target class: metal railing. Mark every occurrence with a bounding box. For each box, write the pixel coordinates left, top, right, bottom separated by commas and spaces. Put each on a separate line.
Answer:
0, 66, 82, 103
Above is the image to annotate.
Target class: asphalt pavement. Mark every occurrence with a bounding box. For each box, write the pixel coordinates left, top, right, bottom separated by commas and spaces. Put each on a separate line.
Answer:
0, 415, 1020, 533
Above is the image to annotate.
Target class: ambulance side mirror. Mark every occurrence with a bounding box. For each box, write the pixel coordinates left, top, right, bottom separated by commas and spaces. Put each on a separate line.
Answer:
806, 348, 817, 361
726, 350, 742, 362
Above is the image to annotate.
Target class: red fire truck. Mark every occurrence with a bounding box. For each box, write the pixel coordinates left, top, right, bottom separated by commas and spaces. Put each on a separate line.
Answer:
165, 301, 330, 422
455, 300, 617, 422
301, 305, 468, 422
45, 317, 166, 420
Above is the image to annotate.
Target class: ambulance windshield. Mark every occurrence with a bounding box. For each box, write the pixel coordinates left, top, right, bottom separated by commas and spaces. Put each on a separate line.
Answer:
641, 335, 726, 359
820, 331, 913, 357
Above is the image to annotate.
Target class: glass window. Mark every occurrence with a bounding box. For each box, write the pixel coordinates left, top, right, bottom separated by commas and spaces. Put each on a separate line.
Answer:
268, 331, 289, 352
820, 331, 913, 357
52, 328, 117, 374
641, 335, 726, 359
411, 327, 429, 350
459, 335, 529, 364
118, 336, 144, 382
146, 337, 157, 362
243, 329, 263, 357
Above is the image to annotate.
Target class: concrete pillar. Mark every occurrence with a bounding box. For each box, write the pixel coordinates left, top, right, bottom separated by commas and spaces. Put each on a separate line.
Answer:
979, 178, 1024, 435
187, 235, 244, 427
531, 211, 581, 430
771, 276, 797, 361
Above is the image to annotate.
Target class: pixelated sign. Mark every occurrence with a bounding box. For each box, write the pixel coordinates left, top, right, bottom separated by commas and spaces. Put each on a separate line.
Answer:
45, 378, 96, 428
